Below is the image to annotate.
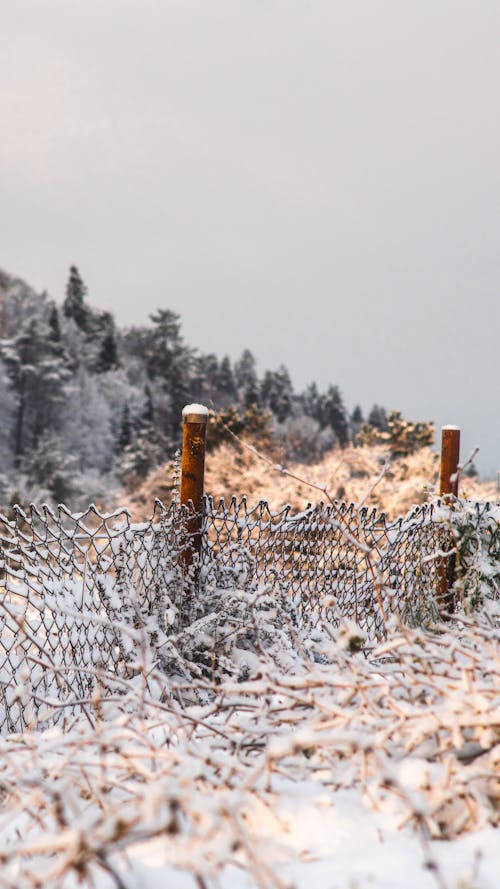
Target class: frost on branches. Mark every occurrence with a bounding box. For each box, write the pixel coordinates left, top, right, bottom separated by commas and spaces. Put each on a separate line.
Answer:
442, 499, 500, 612
0, 609, 497, 888
0, 496, 498, 887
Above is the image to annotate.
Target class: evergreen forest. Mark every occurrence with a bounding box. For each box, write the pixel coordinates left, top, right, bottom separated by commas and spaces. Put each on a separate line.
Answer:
0, 266, 391, 509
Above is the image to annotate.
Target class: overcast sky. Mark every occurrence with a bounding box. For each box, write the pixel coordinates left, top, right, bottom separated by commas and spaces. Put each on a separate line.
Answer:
1, 1, 499, 475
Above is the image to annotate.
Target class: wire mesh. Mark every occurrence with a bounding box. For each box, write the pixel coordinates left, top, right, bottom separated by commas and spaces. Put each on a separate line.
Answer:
199, 498, 448, 635
0, 495, 496, 734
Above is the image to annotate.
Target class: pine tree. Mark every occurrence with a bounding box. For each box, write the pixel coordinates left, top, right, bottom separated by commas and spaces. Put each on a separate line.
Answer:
146, 309, 195, 444
63, 266, 90, 332
118, 404, 132, 451
368, 404, 388, 432
23, 431, 79, 503
351, 405, 364, 425
142, 385, 155, 425
301, 382, 321, 422
350, 405, 364, 442
60, 369, 115, 475
320, 385, 349, 446
217, 355, 237, 406
260, 366, 294, 423
235, 349, 260, 408
1, 308, 70, 461
120, 430, 161, 483
192, 353, 220, 404
63, 268, 120, 374
0, 359, 16, 474
96, 330, 119, 373
48, 303, 62, 342
235, 349, 257, 388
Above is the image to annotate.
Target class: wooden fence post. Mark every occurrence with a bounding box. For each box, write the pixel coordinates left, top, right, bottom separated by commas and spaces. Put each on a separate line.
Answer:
180, 404, 208, 584
439, 425, 461, 498
437, 425, 461, 613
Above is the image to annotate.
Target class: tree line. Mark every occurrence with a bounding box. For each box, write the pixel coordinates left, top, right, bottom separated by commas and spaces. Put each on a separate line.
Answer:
0, 266, 395, 508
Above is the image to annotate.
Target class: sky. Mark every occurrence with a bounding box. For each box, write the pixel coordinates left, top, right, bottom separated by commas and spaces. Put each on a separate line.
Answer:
1, 0, 499, 476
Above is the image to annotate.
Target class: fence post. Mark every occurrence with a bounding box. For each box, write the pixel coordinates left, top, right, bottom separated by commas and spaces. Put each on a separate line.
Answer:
437, 425, 460, 613
180, 404, 208, 586
439, 425, 461, 498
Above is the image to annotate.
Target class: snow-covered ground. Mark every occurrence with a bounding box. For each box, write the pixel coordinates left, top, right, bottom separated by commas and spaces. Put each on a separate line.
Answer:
120, 786, 499, 889
0, 603, 497, 889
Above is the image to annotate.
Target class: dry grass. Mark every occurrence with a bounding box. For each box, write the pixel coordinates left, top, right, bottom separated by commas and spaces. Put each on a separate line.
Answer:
123, 442, 497, 520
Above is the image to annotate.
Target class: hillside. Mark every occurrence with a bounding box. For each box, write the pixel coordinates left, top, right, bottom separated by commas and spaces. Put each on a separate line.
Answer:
123, 440, 497, 520
0, 265, 379, 512
0, 265, 496, 519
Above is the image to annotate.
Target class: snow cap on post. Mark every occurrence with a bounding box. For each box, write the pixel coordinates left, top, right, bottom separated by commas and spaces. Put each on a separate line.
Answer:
182, 404, 209, 424
181, 405, 208, 511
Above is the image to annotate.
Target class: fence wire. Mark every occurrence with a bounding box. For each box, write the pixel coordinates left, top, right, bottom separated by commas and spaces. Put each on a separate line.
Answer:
0, 496, 496, 733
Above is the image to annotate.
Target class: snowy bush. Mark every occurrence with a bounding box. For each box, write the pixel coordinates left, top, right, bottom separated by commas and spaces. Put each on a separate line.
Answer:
435, 499, 500, 615
0, 607, 498, 888
0, 492, 499, 886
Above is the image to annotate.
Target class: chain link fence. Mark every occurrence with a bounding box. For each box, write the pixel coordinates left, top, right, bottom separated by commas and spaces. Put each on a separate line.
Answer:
0, 495, 497, 734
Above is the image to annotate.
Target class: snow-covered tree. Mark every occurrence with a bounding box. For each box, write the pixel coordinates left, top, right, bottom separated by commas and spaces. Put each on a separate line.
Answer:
235, 348, 260, 408
60, 370, 115, 474
63, 265, 90, 332
320, 385, 349, 446
144, 309, 196, 444
368, 404, 388, 432
1, 301, 70, 461
192, 353, 220, 405
350, 404, 364, 441
0, 264, 370, 506
22, 430, 79, 503
217, 355, 238, 406
260, 366, 294, 423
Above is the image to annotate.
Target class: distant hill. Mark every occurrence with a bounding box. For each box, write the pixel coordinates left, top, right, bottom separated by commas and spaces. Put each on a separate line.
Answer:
0, 264, 393, 511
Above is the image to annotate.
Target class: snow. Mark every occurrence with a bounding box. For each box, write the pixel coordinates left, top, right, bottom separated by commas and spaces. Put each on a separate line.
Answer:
123, 789, 499, 889
182, 404, 210, 419
0, 488, 498, 888
0, 602, 497, 888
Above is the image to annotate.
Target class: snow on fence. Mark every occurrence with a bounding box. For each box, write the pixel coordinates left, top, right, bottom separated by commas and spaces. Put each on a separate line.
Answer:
0, 494, 498, 734
0, 414, 498, 735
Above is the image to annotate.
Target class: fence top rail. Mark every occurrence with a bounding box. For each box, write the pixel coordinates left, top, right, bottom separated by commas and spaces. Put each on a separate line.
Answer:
0, 496, 496, 560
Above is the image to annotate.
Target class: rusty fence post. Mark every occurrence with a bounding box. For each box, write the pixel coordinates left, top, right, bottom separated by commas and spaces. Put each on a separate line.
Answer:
180, 404, 208, 598
437, 425, 460, 613
439, 425, 461, 498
